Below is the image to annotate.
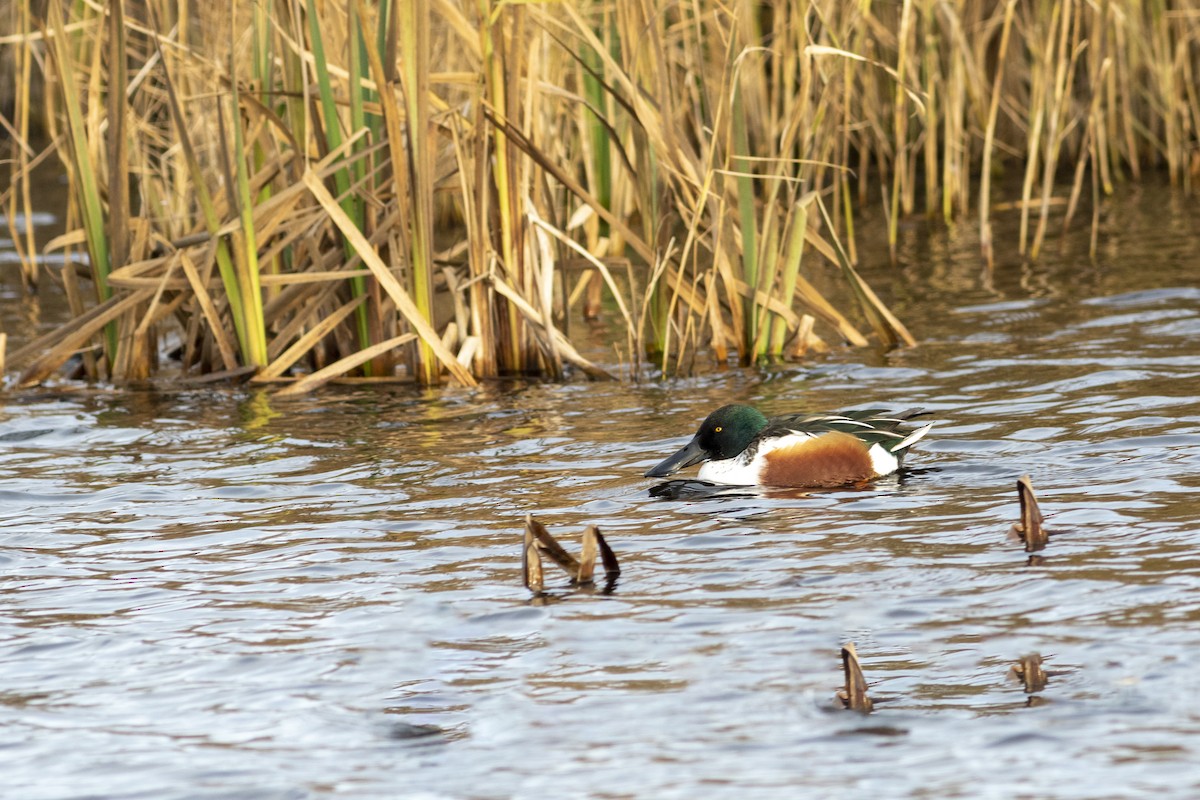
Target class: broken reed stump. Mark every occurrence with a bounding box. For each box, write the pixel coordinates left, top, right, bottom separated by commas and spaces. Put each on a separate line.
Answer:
523, 514, 620, 593
836, 643, 874, 713
1010, 474, 1049, 552
1008, 652, 1070, 699
1008, 653, 1049, 694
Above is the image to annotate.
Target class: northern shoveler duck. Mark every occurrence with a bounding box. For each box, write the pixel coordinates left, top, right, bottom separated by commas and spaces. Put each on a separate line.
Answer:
644, 404, 933, 488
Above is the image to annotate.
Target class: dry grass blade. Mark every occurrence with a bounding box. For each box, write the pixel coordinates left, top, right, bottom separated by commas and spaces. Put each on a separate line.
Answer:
263, 283, 339, 358
18, 290, 155, 388
837, 642, 874, 713
1010, 474, 1048, 552
488, 278, 615, 380
123, 256, 184, 382
577, 525, 598, 583
4, 1, 40, 289
887, 0, 915, 260
106, 258, 189, 290
178, 251, 240, 372
257, 295, 368, 380
523, 523, 544, 592
523, 515, 581, 576
273, 333, 417, 397
528, 213, 634, 331
593, 526, 620, 582
576, 525, 621, 585
257, 270, 373, 286
785, 261, 868, 347
145, 9, 250, 357
302, 169, 477, 387
480, 104, 656, 266
805, 45, 928, 114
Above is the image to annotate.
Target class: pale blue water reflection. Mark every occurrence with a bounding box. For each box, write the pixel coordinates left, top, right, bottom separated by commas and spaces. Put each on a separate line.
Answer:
3, 188, 1200, 798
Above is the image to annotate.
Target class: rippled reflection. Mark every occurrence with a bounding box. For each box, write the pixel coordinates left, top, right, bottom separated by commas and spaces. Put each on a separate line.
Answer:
4, 188, 1200, 798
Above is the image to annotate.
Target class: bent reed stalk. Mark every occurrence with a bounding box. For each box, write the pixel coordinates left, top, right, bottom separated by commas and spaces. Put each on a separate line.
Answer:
3, 1, 1199, 390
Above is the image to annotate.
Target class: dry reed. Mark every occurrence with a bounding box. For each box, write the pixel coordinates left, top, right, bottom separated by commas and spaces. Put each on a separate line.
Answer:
3, 1, 1198, 389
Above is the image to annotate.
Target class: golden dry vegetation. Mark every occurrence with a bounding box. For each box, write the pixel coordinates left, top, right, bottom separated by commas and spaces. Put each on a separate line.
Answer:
2, 1, 1198, 390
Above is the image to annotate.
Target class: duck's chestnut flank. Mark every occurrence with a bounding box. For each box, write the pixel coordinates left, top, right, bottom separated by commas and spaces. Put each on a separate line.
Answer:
760, 431, 877, 488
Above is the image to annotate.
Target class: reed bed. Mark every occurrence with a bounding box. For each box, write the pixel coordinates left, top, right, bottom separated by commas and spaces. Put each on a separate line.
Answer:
3, 1, 1199, 389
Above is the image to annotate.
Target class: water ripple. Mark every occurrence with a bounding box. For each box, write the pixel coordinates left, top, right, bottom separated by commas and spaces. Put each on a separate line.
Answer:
5, 250, 1200, 798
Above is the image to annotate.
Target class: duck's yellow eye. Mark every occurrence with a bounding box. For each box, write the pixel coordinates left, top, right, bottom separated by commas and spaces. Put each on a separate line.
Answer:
714, 426, 722, 433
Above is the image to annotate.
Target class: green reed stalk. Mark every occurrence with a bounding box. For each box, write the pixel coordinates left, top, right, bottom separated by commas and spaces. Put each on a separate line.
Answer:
46, 1, 116, 359
228, 78, 269, 367
306, 0, 372, 368
305, 0, 346, 182
768, 200, 808, 356
582, 36, 612, 323
641, 146, 667, 358
280, 1, 308, 149
250, 3, 275, 205
731, 83, 760, 360
252, 1, 271, 97
346, 0, 377, 368
366, 0, 390, 179
582, 42, 612, 232
347, 6, 367, 227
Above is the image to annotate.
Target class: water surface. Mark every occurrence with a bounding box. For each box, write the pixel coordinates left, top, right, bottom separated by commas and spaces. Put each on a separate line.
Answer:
3, 185, 1200, 798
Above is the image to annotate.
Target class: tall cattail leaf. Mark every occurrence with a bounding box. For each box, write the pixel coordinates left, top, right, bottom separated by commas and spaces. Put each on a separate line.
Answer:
228, 63, 269, 367
43, 2, 115, 359
768, 199, 810, 355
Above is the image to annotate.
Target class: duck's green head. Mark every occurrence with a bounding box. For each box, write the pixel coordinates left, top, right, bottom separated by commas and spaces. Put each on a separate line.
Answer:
644, 404, 769, 477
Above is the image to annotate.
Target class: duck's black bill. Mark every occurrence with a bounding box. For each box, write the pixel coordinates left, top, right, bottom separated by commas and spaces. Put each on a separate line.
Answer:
644, 436, 708, 478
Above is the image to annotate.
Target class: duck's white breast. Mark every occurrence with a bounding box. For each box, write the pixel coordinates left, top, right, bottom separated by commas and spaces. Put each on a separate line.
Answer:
696, 432, 816, 485
697, 456, 762, 485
